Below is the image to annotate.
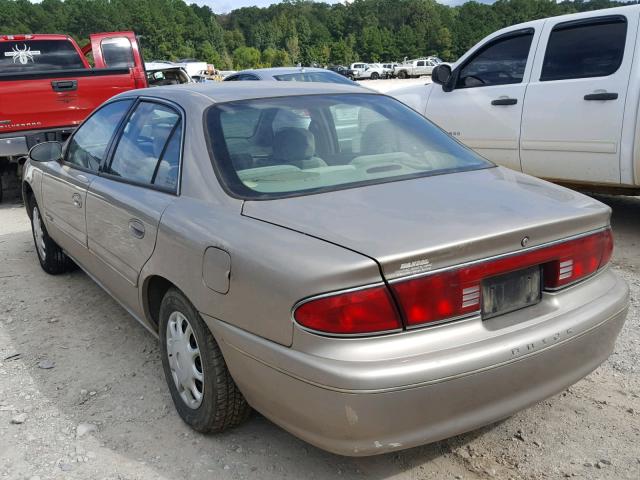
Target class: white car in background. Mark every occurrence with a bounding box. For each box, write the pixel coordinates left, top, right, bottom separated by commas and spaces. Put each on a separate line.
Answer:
350, 62, 386, 80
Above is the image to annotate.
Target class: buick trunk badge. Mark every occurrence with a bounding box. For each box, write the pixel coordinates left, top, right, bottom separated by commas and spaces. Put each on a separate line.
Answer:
521, 236, 530, 247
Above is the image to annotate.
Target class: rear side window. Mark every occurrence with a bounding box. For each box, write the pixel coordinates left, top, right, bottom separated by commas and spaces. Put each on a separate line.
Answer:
541, 17, 627, 81
66, 100, 133, 171
0, 40, 84, 74
101, 37, 135, 68
107, 101, 181, 190
456, 31, 533, 88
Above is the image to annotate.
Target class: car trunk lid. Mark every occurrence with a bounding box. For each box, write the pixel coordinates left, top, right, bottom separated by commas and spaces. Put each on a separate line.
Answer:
242, 167, 611, 281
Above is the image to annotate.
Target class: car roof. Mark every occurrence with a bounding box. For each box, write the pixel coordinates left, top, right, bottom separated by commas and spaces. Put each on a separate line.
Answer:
231, 67, 333, 78
118, 81, 373, 104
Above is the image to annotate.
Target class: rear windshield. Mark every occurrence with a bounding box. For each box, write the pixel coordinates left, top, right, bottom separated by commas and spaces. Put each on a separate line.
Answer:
273, 72, 353, 85
206, 94, 492, 199
0, 40, 84, 73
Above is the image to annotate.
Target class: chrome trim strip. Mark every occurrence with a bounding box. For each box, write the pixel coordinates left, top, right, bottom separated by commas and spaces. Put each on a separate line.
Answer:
388, 226, 609, 284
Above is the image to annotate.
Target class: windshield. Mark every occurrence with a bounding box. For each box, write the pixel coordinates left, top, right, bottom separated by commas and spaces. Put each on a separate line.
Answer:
0, 40, 84, 74
273, 71, 353, 85
206, 94, 492, 199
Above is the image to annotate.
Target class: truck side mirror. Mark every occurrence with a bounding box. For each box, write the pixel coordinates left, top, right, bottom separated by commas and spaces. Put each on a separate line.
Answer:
29, 142, 62, 163
432, 64, 452, 88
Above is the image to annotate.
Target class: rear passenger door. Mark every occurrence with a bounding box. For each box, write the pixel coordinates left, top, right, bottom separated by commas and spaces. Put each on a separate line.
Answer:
85, 99, 182, 289
521, 14, 637, 184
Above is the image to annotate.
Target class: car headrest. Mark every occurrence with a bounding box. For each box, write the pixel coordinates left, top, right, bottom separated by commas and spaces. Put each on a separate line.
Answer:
273, 128, 315, 162
361, 121, 396, 155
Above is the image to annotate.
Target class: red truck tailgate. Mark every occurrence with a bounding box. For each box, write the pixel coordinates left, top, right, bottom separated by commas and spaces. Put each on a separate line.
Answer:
0, 69, 136, 134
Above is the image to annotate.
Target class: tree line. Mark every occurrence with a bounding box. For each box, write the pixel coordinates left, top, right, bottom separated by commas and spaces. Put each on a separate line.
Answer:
0, 0, 632, 70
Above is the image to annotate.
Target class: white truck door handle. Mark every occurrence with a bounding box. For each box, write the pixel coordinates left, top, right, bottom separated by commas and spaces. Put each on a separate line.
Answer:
491, 98, 518, 106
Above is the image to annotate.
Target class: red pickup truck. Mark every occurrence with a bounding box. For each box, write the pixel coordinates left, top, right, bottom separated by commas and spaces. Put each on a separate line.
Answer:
0, 31, 147, 201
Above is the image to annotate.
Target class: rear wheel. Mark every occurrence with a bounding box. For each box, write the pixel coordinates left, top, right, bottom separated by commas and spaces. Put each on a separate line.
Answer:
159, 288, 251, 433
29, 198, 74, 274
398, 70, 408, 79
371, 72, 380, 80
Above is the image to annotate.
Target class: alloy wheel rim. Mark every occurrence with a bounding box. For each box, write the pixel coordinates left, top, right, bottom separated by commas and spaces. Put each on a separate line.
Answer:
32, 207, 46, 261
166, 311, 204, 409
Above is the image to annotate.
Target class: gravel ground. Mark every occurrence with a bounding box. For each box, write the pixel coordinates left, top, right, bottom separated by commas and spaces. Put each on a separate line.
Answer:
0, 192, 639, 480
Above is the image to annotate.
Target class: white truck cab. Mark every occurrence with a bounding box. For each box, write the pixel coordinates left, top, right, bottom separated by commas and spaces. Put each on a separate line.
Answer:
391, 5, 640, 195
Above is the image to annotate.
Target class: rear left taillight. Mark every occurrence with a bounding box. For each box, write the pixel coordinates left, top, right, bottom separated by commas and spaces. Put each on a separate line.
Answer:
294, 285, 402, 335
391, 228, 614, 328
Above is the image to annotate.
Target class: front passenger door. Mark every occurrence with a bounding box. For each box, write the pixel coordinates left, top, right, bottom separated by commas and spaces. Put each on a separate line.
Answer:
41, 100, 133, 255
426, 28, 537, 171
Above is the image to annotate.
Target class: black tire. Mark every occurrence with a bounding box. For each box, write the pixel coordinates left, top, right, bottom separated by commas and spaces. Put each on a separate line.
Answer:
371, 72, 380, 80
159, 288, 251, 433
398, 70, 408, 79
28, 197, 74, 275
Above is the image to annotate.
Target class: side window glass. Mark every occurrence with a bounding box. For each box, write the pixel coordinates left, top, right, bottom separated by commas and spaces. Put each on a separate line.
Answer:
101, 37, 135, 68
417, 61, 425, 67
108, 102, 180, 185
330, 104, 386, 154
541, 18, 627, 81
153, 120, 182, 191
66, 100, 132, 171
456, 32, 533, 88
272, 108, 312, 133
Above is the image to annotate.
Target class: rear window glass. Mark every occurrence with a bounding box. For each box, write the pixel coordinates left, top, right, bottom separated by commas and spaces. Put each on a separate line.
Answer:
274, 72, 353, 85
0, 40, 84, 74
206, 94, 491, 199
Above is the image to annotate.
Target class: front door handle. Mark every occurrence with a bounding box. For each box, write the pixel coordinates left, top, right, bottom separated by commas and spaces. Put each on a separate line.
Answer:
72, 193, 82, 208
491, 98, 518, 106
584, 92, 618, 101
128, 219, 145, 239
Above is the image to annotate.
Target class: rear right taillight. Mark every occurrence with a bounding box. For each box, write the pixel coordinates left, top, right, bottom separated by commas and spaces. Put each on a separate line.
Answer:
294, 285, 402, 335
392, 228, 614, 327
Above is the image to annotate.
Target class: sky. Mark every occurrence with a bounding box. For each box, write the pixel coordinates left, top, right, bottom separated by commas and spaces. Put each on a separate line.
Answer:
196, 0, 490, 14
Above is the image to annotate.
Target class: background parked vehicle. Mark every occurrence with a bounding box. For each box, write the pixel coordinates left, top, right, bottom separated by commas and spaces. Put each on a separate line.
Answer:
22, 82, 628, 457
0, 31, 146, 202
328, 64, 355, 79
382, 62, 400, 77
350, 62, 386, 80
145, 62, 192, 86
390, 5, 640, 196
223, 67, 354, 84
394, 57, 441, 79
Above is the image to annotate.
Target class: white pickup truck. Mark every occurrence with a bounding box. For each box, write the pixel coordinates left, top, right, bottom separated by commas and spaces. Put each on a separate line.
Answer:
350, 63, 386, 80
391, 5, 640, 195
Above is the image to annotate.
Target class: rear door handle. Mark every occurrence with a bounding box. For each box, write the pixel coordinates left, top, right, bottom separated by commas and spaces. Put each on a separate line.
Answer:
584, 92, 618, 101
491, 98, 518, 106
51, 80, 78, 92
128, 219, 145, 239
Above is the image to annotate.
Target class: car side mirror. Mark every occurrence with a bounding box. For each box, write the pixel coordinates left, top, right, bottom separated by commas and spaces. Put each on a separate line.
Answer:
432, 64, 452, 88
29, 141, 62, 163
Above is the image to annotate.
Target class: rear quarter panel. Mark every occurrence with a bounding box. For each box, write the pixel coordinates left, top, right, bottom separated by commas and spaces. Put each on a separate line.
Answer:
140, 197, 382, 346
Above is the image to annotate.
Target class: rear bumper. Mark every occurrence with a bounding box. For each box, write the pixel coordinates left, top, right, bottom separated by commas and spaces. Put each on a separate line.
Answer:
206, 269, 629, 456
0, 127, 75, 158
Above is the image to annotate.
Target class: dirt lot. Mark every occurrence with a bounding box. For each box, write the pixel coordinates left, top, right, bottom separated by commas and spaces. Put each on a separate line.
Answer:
0, 192, 639, 480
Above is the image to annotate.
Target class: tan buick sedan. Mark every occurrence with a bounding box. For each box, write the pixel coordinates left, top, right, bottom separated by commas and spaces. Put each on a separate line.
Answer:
22, 82, 628, 456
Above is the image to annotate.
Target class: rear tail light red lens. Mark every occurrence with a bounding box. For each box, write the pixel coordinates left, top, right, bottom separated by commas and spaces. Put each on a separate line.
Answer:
294, 285, 402, 335
294, 229, 613, 335
392, 228, 613, 327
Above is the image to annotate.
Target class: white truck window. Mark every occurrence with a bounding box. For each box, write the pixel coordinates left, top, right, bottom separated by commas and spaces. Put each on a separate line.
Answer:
541, 16, 627, 81
456, 30, 534, 89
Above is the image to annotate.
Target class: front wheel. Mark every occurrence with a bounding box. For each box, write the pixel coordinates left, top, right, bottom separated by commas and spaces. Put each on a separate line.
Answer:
29, 199, 74, 274
370, 72, 380, 80
398, 70, 408, 79
159, 288, 251, 433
